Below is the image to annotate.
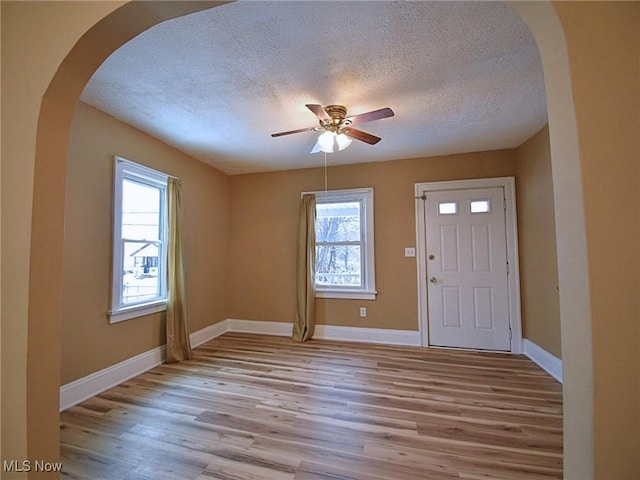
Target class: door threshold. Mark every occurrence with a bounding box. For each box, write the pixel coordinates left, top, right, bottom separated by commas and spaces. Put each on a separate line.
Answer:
427, 344, 514, 354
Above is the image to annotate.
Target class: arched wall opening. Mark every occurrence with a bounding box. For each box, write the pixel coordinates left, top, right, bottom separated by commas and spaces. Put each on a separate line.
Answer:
23, 0, 227, 467
23, 2, 635, 478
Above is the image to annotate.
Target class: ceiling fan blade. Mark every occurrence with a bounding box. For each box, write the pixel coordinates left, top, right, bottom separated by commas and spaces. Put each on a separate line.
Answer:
306, 104, 331, 122
342, 127, 381, 145
346, 107, 394, 125
271, 126, 316, 137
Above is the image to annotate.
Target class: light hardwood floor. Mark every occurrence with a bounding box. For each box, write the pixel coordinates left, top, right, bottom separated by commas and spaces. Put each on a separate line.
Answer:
60, 333, 563, 479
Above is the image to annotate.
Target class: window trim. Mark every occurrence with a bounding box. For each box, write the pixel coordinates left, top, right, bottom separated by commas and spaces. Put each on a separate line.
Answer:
109, 157, 169, 323
305, 187, 377, 300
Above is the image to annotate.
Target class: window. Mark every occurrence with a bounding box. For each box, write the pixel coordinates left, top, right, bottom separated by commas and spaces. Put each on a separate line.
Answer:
110, 157, 168, 323
470, 199, 491, 213
312, 188, 376, 300
438, 201, 458, 215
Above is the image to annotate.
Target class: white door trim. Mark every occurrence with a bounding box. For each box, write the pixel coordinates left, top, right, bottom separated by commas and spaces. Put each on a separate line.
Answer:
415, 177, 522, 353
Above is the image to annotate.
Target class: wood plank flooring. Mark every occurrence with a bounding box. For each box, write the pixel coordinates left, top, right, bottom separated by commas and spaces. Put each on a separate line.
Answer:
60, 333, 563, 479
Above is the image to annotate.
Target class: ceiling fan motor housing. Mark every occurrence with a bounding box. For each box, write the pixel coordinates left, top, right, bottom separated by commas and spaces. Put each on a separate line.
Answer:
323, 105, 349, 131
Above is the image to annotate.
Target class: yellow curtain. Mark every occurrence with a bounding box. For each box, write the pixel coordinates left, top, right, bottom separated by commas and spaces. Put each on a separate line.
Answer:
292, 193, 317, 342
166, 177, 192, 363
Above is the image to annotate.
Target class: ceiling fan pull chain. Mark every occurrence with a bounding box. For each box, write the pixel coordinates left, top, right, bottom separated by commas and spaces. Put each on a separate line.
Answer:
324, 152, 328, 193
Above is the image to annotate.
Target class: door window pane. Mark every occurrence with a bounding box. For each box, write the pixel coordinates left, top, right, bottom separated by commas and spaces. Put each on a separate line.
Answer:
439, 202, 458, 215
470, 199, 491, 214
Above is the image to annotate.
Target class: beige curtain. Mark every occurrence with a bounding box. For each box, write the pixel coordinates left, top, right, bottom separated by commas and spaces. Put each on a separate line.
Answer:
165, 177, 192, 363
292, 194, 317, 342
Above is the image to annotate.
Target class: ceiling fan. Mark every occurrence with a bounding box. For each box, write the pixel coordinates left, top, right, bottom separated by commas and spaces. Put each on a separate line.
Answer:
271, 104, 394, 153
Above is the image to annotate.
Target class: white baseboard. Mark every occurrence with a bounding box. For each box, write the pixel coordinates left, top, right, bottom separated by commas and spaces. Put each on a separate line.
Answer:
314, 324, 422, 346
523, 339, 563, 383
189, 320, 228, 347
226, 319, 421, 346
226, 318, 293, 336
60, 321, 228, 411
59, 344, 167, 412
60, 319, 420, 411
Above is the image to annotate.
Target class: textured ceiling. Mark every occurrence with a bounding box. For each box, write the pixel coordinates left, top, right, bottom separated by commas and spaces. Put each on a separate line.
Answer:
81, 1, 547, 175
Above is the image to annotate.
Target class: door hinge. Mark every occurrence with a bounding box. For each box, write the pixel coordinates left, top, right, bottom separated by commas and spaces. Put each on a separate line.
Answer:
506, 261, 510, 275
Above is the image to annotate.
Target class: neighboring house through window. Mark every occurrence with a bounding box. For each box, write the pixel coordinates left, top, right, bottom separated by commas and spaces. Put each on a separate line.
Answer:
110, 157, 168, 323
312, 187, 376, 300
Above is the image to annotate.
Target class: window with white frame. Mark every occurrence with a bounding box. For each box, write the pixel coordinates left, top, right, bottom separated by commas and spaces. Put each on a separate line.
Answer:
110, 157, 168, 323
312, 188, 376, 300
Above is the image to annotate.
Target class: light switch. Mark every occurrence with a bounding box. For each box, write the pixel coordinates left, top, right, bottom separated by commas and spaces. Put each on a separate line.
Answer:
405, 247, 416, 257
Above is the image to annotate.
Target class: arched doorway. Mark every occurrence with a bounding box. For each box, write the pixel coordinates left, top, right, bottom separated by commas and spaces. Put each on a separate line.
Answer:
20, 2, 595, 477
21, 0, 224, 467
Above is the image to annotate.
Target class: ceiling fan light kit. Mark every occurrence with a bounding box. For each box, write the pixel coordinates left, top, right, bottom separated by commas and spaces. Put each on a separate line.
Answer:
316, 131, 352, 153
272, 104, 394, 154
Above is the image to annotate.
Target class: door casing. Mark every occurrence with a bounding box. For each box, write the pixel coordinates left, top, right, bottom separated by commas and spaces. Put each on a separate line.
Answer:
415, 177, 522, 353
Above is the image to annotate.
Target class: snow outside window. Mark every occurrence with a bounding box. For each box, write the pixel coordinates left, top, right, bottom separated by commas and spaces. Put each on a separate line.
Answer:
311, 188, 376, 300
110, 157, 169, 323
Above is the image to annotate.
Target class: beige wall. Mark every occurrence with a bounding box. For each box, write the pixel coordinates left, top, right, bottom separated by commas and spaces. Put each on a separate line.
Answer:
515, 125, 561, 358
61, 103, 230, 384
1, 0, 127, 469
553, 3, 639, 477
1, 1, 638, 478
228, 151, 517, 330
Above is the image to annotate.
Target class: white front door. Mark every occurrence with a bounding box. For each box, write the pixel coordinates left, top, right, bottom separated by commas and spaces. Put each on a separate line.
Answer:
425, 187, 511, 351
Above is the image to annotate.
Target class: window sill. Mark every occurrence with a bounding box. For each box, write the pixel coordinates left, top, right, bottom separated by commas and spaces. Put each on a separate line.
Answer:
315, 290, 377, 301
109, 300, 167, 324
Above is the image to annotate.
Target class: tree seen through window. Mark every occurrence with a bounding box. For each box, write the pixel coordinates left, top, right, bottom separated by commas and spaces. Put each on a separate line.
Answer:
315, 201, 363, 287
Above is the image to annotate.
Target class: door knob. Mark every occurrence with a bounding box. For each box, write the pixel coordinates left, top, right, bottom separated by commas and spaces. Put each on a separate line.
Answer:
429, 276, 437, 284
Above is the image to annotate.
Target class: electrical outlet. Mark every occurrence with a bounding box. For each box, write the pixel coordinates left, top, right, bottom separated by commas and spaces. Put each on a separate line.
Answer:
405, 247, 416, 257
359, 307, 367, 318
